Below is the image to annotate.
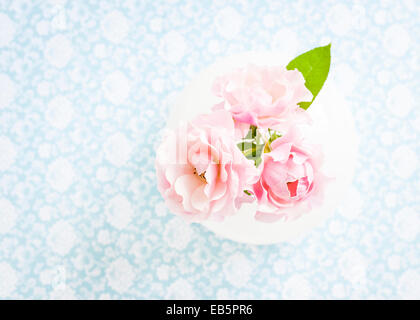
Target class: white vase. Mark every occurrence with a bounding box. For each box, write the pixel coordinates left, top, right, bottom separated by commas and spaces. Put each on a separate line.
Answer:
166, 52, 358, 245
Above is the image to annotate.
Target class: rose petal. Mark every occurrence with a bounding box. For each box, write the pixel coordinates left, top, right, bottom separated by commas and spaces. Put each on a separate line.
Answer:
174, 174, 203, 213
191, 184, 209, 212
269, 142, 293, 162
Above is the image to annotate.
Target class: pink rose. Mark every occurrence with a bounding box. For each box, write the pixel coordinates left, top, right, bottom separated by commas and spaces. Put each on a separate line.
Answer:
155, 110, 259, 221
212, 65, 313, 134
252, 126, 328, 222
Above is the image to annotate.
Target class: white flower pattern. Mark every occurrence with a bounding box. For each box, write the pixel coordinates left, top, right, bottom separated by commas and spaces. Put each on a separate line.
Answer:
0, 0, 418, 299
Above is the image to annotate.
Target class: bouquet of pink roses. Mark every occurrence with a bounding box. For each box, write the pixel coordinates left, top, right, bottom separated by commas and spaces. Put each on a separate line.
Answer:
156, 45, 331, 223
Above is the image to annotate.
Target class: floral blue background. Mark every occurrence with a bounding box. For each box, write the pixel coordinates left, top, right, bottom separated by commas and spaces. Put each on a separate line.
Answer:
0, 0, 419, 299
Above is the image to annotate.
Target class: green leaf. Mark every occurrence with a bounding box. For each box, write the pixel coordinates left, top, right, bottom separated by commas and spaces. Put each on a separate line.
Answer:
244, 125, 257, 140
238, 126, 265, 167
286, 43, 331, 110
244, 143, 264, 159
268, 128, 282, 144
237, 141, 252, 152
237, 140, 264, 167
